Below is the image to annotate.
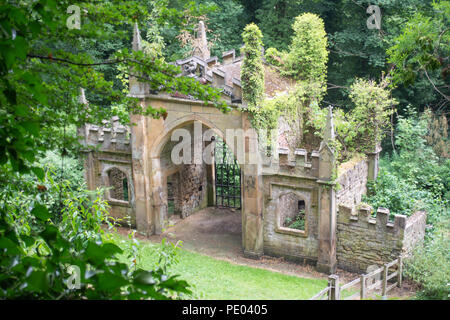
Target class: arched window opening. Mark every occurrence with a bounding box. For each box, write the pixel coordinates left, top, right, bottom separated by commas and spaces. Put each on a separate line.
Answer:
108, 168, 129, 202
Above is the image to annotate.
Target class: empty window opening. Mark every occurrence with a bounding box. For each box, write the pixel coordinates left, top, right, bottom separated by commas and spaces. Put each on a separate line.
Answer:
108, 168, 129, 201
281, 196, 306, 231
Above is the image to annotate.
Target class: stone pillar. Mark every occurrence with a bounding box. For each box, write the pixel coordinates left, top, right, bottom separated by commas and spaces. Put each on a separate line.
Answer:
242, 163, 264, 258
129, 23, 153, 235
367, 144, 382, 181
241, 113, 264, 259
150, 157, 166, 234
130, 114, 153, 235
205, 139, 216, 207
316, 107, 337, 274
317, 182, 337, 274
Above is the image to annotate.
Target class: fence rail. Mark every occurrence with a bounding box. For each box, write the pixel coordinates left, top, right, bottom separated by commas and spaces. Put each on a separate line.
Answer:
310, 287, 330, 300
309, 256, 403, 300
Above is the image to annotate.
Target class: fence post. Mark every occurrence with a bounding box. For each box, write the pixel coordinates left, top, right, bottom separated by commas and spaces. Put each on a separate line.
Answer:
360, 274, 366, 300
328, 275, 340, 300
381, 264, 388, 299
398, 256, 403, 288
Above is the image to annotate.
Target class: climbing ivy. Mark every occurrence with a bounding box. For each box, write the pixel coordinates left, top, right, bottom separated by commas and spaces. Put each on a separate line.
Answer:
241, 23, 265, 108
246, 13, 329, 149
347, 78, 398, 153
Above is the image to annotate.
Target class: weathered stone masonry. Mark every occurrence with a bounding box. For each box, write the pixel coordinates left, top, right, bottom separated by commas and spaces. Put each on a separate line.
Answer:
80, 22, 428, 274
336, 205, 427, 273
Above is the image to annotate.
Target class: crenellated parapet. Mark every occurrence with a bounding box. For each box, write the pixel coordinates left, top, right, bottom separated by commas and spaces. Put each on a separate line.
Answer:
336, 204, 425, 273
80, 117, 131, 154
337, 205, 407, 235
275, 147, 319, 176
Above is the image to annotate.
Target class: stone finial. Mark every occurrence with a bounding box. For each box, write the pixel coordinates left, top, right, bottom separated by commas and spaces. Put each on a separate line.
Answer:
132, 22, 142, 52
318, 106, 336, 180
129, 22, 149, 96
193, 21, 210, 60
324, 106, 335, 142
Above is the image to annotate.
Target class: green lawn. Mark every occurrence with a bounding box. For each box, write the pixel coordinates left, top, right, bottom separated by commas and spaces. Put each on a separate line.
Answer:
112, 234, 327, 300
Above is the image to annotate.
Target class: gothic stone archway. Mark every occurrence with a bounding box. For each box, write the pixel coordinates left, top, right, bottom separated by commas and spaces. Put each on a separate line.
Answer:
130, 94, 264, 258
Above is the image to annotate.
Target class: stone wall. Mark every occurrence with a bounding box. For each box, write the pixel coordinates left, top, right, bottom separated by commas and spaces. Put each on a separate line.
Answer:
403, 211, 427, 256
336, 205, 427, 273
179, 164, 207, 218
262, 175, 320, 264
80, 120, 136, 227
336, 157, 368, 208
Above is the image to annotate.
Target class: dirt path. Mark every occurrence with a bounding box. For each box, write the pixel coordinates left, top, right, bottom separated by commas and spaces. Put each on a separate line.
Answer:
114, 207, 416, 299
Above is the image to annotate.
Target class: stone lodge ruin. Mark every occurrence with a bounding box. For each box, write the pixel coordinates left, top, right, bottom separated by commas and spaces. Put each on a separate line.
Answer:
79, 22, 427, 274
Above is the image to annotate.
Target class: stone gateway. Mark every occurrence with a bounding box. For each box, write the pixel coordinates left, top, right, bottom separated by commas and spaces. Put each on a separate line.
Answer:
79, 22, 427, 274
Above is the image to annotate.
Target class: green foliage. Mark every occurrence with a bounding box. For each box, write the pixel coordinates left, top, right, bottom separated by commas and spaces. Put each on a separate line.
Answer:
284, 210, 306, 230
0, 0, 230, 299
241, 23, 265, 108
346, 78, 397, 153
249, 80, 326, 149
255, 0, 304, 51
365, 109, 449, 225
364, 109, 449, 300
424, 109, 449, 160
202, 0, 445, 114
404, 222, 450, 300
116, 234, 328, 299
251, 77, 395, 163
264, 47, 285, 68
0, 0, 228, 178
0, 156, 190, 299
283, 13, 328, 84
387, 1, 449, 90
203, 0, 247, 58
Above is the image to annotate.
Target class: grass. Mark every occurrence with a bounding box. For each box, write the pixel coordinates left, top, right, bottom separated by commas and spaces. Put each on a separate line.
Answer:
111, 233, 327, 300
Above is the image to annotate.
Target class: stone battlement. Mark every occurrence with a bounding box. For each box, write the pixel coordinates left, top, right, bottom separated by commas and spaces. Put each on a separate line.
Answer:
81, 117, 131, 154
337, 204, 426, 273
338, 205, 407, 234
277, 147, 319, 167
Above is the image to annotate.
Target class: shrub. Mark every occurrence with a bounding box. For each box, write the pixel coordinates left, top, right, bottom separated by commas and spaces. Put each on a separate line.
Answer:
364, 109, 449, 225
404, 223, 450, 300
0, 154, 190, 299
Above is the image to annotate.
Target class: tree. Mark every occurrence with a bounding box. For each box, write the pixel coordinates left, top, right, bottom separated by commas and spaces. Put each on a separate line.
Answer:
204, 0, 247, 58
0, 0, 226, 299
387, 0, 449, 106
283, 13, 328, 84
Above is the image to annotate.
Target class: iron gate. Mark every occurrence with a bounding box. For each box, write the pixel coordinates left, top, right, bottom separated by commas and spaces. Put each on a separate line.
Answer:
214, 137, 241, 208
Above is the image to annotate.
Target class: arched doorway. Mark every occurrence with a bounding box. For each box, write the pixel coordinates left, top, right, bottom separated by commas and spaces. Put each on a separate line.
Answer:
150, 120, 243, 231
131, 107, 264, 259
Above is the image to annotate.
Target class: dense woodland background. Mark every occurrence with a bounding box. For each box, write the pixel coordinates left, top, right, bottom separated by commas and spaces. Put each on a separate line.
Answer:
0, 0, 448, 300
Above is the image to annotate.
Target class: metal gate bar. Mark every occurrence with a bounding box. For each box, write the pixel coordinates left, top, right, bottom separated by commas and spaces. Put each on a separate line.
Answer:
214, 138, 241, 209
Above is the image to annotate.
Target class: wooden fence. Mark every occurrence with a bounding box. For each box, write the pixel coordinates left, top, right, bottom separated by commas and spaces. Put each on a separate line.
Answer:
310, 256, 403, 300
